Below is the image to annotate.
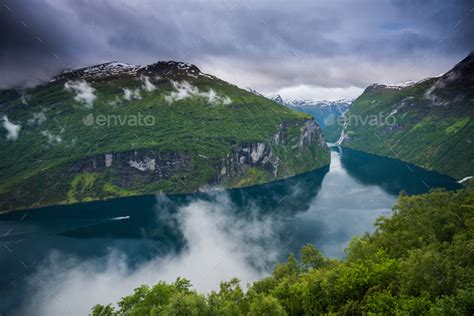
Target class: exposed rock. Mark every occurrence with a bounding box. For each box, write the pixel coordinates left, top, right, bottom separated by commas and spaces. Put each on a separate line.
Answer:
129, 157, 156, 171
105, 154, 113, 167
217, 119, 327, 183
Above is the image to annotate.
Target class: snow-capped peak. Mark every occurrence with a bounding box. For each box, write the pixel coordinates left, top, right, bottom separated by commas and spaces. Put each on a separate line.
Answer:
55, 60, 213, 81
383, 80, 417, 89
268, 94, 285, 104
59, 61, 143, 80
283, 98, 353, 107
246, 88, 264, 96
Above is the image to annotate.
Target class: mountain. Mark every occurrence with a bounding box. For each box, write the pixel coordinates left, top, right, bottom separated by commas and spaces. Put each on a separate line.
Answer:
245, 87, 265, 97
334, 53, 474, 179
267, 95, 351, 136
286, 99, 351, 130
0, 61, 330, 212
268, 94, 285, 105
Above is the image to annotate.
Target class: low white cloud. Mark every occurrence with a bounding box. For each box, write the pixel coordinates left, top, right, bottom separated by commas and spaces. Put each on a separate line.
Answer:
64, 80, 96, 108
41, 130, 62, 145
107, 96, 121, 106
20, 191, 281, 316
27, 112, 47, 126
140, 75, 157, 92
165, 80, 231, 105
277, 84, 364, 101
2, 115, 21, 141
122, 88, 142, 100
423, 70, 458, 106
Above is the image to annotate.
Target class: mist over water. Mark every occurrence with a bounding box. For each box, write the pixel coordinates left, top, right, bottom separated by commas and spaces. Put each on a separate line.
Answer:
18, 192, 283, 315
0, 148, 461, 315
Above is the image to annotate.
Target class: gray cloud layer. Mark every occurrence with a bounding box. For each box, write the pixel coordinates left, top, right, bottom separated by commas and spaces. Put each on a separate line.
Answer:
1, 0, 473, 98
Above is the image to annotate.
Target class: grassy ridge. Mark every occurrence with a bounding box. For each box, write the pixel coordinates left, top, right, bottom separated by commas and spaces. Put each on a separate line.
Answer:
340, 54, 474, 179
0, 65, 329, 211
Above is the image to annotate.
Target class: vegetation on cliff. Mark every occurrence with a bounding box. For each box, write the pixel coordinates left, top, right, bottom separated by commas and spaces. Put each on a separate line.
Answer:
326, 53, 474, 180
0, 61, 329, 212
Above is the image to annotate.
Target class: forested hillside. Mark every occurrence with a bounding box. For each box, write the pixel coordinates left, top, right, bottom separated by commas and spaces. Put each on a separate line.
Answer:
332, 53, 474, 180
0, 61, 329, 212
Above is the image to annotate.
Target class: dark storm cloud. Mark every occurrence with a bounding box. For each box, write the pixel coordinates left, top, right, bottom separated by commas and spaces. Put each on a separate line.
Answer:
390, 0, 474, 54
0, 0, 472, 96
0, 1, 66, 87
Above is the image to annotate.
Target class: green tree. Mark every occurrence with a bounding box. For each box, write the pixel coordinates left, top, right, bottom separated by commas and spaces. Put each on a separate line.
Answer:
163, 292, 208, 316
91, 304, 115, 316
248, 295, 286, 316
90, 187, 474, 316
300, 244, 325, 269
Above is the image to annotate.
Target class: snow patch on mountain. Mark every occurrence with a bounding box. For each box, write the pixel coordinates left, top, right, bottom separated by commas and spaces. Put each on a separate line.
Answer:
62, 62, 142, 80
56, 61, 215, 82
266, 93, 352, 109
268, 94, 285, 105
246, 88, 264, 97
383, 80, 417, 89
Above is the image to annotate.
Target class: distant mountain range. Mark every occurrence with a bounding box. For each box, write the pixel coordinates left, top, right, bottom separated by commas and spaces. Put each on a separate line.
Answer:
246, 88, 352, 135
268, 96, 352, 129
329, 53, 474, 180
0, 61, 330, 212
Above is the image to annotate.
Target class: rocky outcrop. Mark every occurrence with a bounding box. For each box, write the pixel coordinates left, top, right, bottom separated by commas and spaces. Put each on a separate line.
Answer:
219, 141, 273, 180
62, 118, 328, 192
69, 150, 192, 188
299, 119, 326, 149
218, 119, 328, 183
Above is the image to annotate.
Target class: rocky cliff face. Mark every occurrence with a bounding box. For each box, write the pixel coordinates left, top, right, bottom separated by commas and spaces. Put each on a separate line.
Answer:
70, 150, 192, 188
219, 119, 327, 183
0, 117, 329, 212
61, 118, 328, 196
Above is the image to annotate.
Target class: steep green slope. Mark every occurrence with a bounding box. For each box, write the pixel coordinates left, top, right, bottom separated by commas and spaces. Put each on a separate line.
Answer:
0, 61, 330, 212
339, 53, 474, 179
92, 186, 474, 315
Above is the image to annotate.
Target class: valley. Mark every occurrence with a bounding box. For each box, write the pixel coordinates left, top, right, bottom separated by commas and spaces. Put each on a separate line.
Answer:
1, 1, 472, 315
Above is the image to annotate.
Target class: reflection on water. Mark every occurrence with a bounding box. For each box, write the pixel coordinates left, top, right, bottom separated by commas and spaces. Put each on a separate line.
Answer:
0, 148, 461, 315
291, 149, 396, 257
339, 147, 461, 195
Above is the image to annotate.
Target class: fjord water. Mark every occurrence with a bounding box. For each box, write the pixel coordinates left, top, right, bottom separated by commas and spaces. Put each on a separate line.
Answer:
0, 148, 461, 315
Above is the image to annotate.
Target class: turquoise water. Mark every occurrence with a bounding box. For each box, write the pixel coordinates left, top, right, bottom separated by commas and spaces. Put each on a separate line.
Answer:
0, 148, 461, 315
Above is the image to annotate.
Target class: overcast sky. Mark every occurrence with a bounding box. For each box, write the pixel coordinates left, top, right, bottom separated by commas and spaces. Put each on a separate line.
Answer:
1, 0, 473, 100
